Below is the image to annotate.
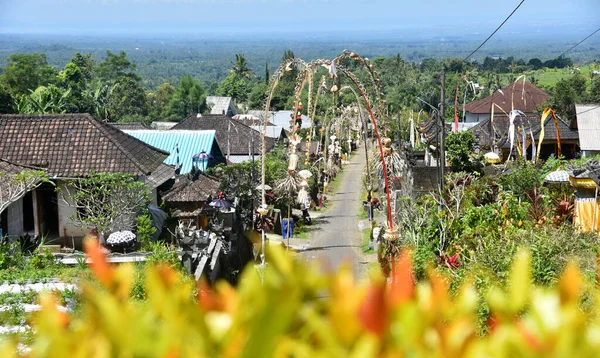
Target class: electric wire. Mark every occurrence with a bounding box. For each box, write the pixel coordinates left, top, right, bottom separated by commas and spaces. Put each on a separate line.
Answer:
557, 26, 600, 59
463, 0, 526, 61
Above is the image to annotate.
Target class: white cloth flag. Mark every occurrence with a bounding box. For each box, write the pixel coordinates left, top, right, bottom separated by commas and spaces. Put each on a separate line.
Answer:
508, 110, 524, 159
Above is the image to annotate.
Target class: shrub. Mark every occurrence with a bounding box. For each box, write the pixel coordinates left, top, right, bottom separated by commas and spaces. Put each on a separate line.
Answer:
5, 242, 600, 356
135, 214, 156, 250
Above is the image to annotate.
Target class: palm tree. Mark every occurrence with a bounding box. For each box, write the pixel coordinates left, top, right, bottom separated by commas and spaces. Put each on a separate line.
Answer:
230, 54, 255, 79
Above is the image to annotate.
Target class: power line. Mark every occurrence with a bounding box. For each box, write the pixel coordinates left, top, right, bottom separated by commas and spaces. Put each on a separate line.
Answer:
576, 104, 600, 116
557, 27, 600, 59
463, 0, 526, 61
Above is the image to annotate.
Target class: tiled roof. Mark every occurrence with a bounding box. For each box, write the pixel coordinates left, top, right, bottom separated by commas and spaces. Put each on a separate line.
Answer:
0, 114, 169, 177
145, 164, 176, 189
124, 130, 223, 174
469, 112, 578, 149
162, 173, 221, 203
171, 114, 277, 155
464, 81, 550, 114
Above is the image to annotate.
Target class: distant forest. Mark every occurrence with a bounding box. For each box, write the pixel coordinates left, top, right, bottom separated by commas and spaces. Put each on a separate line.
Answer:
1, 34, 598, 89
0, 34, 598, 130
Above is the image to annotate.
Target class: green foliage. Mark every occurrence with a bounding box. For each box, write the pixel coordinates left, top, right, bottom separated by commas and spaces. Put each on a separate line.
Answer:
544, 73, 588, 121
445, 131, 483, 173
8, 243, 600, 356
497, 159, 542, 199
229, 54, 255, 79
107, 76, 149, 121
94, 50, 138, 84
1, 53, 57, 97
216, 73, 248, 103
135, 214, 156, 250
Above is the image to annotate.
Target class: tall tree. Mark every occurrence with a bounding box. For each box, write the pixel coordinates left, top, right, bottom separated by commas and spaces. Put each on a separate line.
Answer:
165, 75, 206, 121
0, 85, 14, 113
545, 74, 587, 121
107, 76, 148, 121
230, 54, 255, 79
264, 62, 270, 86
216, 74, 248, 103
95, 51, 139, 85
1, 53, 57, 97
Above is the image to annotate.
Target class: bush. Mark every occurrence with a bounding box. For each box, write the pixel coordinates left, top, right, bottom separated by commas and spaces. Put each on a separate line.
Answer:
6, 241, 600, 356
135, 214, 156, 250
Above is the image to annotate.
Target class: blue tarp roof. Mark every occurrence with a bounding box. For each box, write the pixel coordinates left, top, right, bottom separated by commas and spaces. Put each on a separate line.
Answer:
124, 130, 218, 173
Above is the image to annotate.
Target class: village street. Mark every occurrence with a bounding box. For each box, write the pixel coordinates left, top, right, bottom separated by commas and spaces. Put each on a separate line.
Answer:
298, 146, 372, 278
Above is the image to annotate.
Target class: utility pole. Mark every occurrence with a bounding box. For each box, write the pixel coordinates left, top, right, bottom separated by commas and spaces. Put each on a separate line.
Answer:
439, 68, 446, 193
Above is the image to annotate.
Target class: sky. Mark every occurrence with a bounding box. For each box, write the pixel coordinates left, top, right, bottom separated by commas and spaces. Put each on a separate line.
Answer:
0, 0, 598, 38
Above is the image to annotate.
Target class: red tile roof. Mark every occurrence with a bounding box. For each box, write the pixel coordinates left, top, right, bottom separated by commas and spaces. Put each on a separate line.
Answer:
464, 81, 550, 114
0, 114, 169, 177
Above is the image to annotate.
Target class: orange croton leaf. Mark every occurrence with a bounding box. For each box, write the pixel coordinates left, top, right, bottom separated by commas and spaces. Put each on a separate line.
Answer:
388, 250, 414, 307
84, 238, 114, 287
197, 278, 224, 312
157, 264, 178, 288
358, 280, 387, 338
516, 320, 541, 351
559, 261, 582, 304
487, 314, 499, 333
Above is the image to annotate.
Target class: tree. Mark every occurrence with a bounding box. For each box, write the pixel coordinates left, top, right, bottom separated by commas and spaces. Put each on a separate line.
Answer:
164, 75, 206, 121
1, 53, 57, 97
544, 74, 587, 121
26, 85, 73, 114
0, 85, 13, 113
95, 51, 139, 85
528, 58, 543, 70
264, 62, 270, 86
107, 76, 149, 121
216, 74, 248, 103
230, 54, 255, 79
445, 131, 483, 173
248, 82, 267, 109
61, 172, 151, 236
148, 82, 176, 121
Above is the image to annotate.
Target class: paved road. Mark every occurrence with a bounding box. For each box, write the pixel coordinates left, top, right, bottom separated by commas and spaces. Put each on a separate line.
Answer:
299, 147, 369, 278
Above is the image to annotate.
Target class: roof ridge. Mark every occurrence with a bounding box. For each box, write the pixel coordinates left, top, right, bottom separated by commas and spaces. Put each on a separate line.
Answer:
86, 115, 169, 174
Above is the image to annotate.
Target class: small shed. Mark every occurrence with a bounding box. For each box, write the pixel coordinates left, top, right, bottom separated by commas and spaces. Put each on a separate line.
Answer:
161, 170, 221, 227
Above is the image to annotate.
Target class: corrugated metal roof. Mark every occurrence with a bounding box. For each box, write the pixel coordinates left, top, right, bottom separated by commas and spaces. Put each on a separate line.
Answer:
124, 130, 217, 174
271, 110, 311, 129
250, 125, 285, 139
576, 104, 600, 151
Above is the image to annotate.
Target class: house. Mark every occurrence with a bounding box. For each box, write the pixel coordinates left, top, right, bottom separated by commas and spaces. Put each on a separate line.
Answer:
206, 96, 237, 116
574, 104, 600, 157
462, 81, 550, 125
123, 130, 225, 174
470, 112, 579, 160
0, 114, 169, 240
171, 114, 278, 164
